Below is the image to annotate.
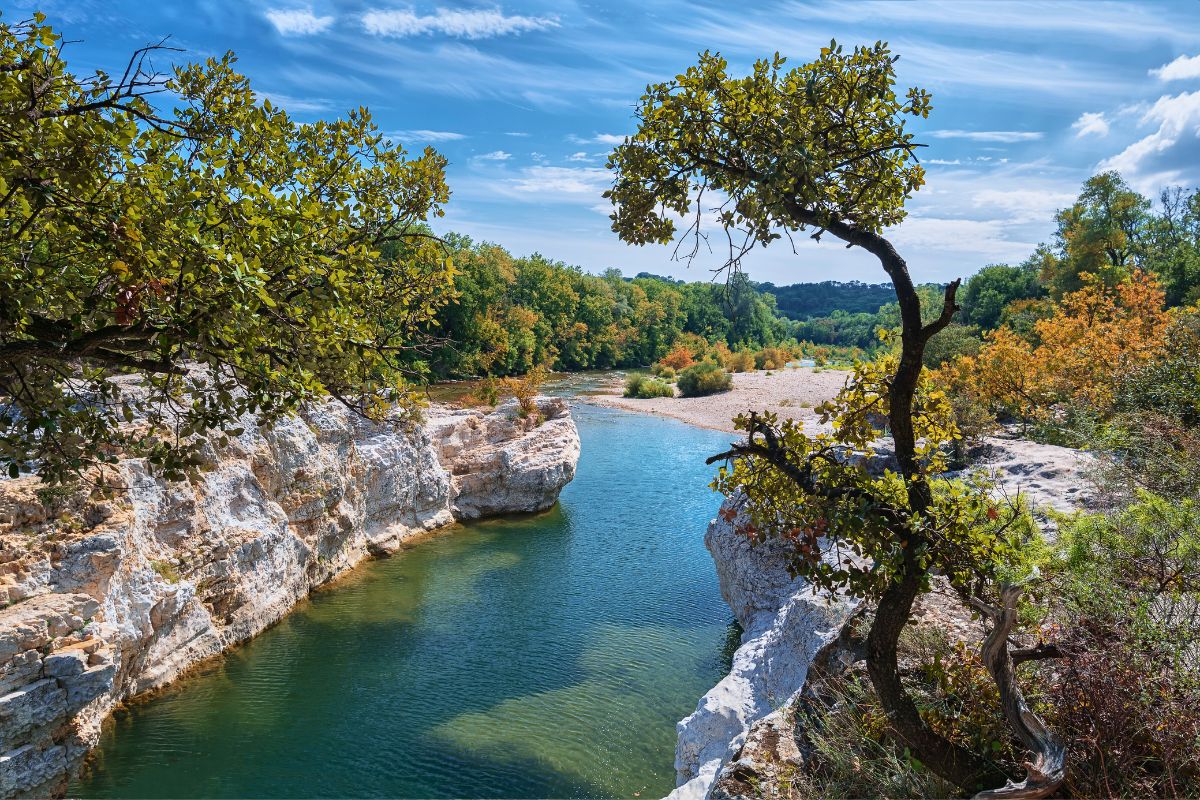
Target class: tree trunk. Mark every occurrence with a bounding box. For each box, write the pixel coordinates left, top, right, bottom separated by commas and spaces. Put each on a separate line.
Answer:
971, 586, 1066, 799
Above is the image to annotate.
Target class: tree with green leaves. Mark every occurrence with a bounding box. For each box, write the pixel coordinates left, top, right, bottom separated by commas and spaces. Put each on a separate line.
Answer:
0, 16, 454, 485
1043, 171, 1150, 299
959, 263, 1045, 331
608, 42, 1060, 794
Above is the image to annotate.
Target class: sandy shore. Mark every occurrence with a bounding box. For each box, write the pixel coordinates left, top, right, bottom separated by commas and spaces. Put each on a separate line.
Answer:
588, 367, 849, 434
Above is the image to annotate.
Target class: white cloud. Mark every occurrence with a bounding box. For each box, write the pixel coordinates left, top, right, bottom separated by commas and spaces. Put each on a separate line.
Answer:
1072, 111, 1110, 138
566, 151, 591, 162
1151, 54, 1200, 82
591, 133, 625, 145
971, 188, 1075, 224
389, 129, 467, 142
475, 150, 512, 161
886, 217, 1036, 261
362, 8, 559, 39
1098, 90, 1200, 190
928, 129, 1044, 143
505, 166, 611, 198
505, 131, 530, 137
265, 7, 334, 36
257, 92, 334, 114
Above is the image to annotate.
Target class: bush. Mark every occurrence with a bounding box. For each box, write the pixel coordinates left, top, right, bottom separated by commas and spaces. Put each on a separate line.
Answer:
754, 346, 793, 370
658, 343, 696, 371
1043, 495, 1200, 797
624, 374, 674, 399
650, 363, 676, 380
677, 362, 733, 397
725, 348, 756, 373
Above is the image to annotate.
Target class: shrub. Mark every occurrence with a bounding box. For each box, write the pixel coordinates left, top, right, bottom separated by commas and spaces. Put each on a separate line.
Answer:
650, 363, 676, 380
1043, 495, 1200, 797
624, 374, 674, 398
725, 348, 756, 373
754, 346, 793, 370
501, 364, 547, 419
677, 362, 733, 397
658, 343, 696, 371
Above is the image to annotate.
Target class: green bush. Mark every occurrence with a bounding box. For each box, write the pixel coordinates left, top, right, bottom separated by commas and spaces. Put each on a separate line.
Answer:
623, 374, 674, 398
1042, 494, 1200, 798
677, 362, 733, 397
651, 364, 677, 380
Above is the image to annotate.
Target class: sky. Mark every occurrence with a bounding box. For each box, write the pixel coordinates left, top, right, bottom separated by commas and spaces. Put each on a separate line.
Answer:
15, 0, 1200, 285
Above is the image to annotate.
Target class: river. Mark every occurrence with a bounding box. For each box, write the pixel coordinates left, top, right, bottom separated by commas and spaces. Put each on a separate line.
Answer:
72, 400, 735, 798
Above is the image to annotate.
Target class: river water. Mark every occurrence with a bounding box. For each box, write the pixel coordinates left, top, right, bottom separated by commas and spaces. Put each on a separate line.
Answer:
72, 400, 735, 798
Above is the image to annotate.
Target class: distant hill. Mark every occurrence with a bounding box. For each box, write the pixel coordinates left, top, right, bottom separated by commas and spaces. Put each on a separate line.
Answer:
755, 280, 896, 319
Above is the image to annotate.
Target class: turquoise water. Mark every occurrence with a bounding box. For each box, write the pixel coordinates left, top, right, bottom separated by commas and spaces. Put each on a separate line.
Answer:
72, 403, 735, 799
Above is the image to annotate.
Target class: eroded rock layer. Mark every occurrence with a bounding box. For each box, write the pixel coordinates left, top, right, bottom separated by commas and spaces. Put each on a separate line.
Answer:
0, 398, 579, 798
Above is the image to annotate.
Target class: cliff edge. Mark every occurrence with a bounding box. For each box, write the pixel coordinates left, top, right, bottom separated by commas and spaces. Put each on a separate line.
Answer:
0, 397, 579, 798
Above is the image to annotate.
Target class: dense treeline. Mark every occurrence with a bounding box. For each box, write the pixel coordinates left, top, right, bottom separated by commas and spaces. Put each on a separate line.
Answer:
422, 234, 787, 377
756, 279, 896, 319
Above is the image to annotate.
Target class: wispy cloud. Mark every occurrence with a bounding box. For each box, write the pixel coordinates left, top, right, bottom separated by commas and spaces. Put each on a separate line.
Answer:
567, 151, 591, 162
362, 8, 559, 39
569, 133, 625, 145
1072, 112, 1110, 138
1152, 54, 1200, 82
265, 7, 334, 36
389, 129, 467, 142
257, 92, 335, 114
505, 131, 530, 137
1099, 90, 1200, 190
929, 129, 1044, 143
503, 166, 611, 199
475, 150, 512, 161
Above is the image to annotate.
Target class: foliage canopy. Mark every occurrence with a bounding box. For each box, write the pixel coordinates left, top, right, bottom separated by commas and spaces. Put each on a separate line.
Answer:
0, 17, 453, 483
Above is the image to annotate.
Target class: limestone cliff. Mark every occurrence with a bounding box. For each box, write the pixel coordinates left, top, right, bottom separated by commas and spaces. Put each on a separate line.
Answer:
0, 397, 579, 798
670, 435, 1096, 800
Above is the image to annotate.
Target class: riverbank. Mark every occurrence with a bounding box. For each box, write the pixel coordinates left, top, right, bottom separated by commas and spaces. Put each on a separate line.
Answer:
590, 367, 849, 434
0, 398, 579, 798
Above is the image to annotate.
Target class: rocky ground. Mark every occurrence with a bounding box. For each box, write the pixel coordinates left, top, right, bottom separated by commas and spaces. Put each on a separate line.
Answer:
0, 398, 579, 798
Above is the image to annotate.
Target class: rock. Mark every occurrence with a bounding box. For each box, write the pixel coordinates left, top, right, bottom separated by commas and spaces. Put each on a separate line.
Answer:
669, 497, 857, 800
41, 653, 85, 680
0, 396, 579, 797
674, 434, 1097, 799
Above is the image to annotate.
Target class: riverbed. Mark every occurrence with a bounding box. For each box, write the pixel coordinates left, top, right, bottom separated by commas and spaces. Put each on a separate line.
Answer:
72, 403, 735, 799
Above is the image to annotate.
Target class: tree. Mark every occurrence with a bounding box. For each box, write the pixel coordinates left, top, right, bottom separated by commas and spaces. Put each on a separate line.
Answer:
959, 263, 1044, 331
1043, 172, 1150, 299
0, 17, 454, 484
607, 42, 1056, 793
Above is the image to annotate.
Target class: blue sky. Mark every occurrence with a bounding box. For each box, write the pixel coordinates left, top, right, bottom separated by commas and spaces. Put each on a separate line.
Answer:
16, 0, 1200, 284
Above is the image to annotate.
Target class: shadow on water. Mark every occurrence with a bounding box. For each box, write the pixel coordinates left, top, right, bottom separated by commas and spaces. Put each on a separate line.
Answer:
72, 403, 735, 799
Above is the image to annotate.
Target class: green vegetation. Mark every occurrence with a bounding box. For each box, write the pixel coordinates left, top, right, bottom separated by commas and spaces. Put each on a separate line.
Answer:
676, 362, 732, 397
421, 239, 789, 377
0, 18, 454, 484
757, 280, 896, 320
623, 374, 675, 399
606, 39, 1045, 793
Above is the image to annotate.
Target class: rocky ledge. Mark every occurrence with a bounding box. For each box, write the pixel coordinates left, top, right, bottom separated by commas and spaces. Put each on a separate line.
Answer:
0, 397, 579, 798
669, 435, 1096, 800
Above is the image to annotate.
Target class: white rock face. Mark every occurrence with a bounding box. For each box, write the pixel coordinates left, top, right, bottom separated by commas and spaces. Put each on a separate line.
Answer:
671, 435, 1096, 800
0, 397, 578, 798
668, 497, 857, 800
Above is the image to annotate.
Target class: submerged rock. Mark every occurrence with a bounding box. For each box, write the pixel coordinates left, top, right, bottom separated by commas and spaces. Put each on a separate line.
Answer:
0, 397, 579, 797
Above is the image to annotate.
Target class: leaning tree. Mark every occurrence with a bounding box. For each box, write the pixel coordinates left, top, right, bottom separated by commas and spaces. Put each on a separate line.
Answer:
607, 44, 1063, 797
0, 16, 457, 485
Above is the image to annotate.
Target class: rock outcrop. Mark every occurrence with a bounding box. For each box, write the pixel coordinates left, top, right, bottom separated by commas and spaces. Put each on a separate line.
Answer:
671, 435, 1095, 800
0, 397, 579, 798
